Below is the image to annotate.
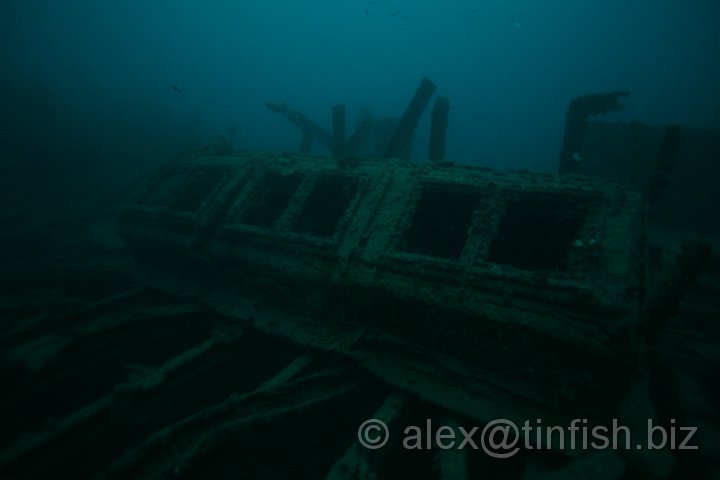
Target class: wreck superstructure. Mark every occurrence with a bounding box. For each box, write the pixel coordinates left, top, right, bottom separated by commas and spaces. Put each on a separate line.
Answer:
3, 105, 717, 479
120, 150, 646, 429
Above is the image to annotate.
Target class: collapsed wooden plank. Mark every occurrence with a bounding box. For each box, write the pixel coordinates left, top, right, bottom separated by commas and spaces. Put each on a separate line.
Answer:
0, 286, 147, 345
103, 354, 365, 479
2, 298, 203, 372
325, 393, 405, 480
434, 417, 468, 480
0, 325, 243, 469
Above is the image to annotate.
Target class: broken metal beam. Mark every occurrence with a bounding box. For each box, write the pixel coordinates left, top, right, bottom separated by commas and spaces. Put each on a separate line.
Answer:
383, 77, 437, 158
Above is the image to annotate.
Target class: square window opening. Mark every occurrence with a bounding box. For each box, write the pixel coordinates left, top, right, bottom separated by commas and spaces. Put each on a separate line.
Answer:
399, 187, 479, 259
486, 194, 590, 270
171, 168, 227, 213
292, 176, 359, 238
240, 171, 304, 228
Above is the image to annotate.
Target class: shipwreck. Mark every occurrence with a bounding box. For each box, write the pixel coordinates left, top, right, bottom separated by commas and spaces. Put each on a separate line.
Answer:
2, 79, 716, 479
119, 140, 646, 429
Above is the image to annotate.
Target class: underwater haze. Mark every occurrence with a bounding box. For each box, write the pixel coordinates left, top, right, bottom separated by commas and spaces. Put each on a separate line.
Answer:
2, 0, 720, 179
4, 2, 720, 478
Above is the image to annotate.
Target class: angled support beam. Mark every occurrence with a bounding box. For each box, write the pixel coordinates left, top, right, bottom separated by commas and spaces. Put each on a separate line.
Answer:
266, 102, 333, 148
383, 77, 437, 158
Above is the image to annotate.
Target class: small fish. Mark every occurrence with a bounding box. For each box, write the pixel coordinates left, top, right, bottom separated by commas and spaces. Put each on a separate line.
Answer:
364, 8, 369, 16
171, 84, 183, 94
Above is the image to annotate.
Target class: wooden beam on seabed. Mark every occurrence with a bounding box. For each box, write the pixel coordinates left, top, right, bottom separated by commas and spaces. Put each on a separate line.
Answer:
435, 417, 468, 480
325, 393, 406, 480
0, 323, 244, 471
103, 354, 366, 479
